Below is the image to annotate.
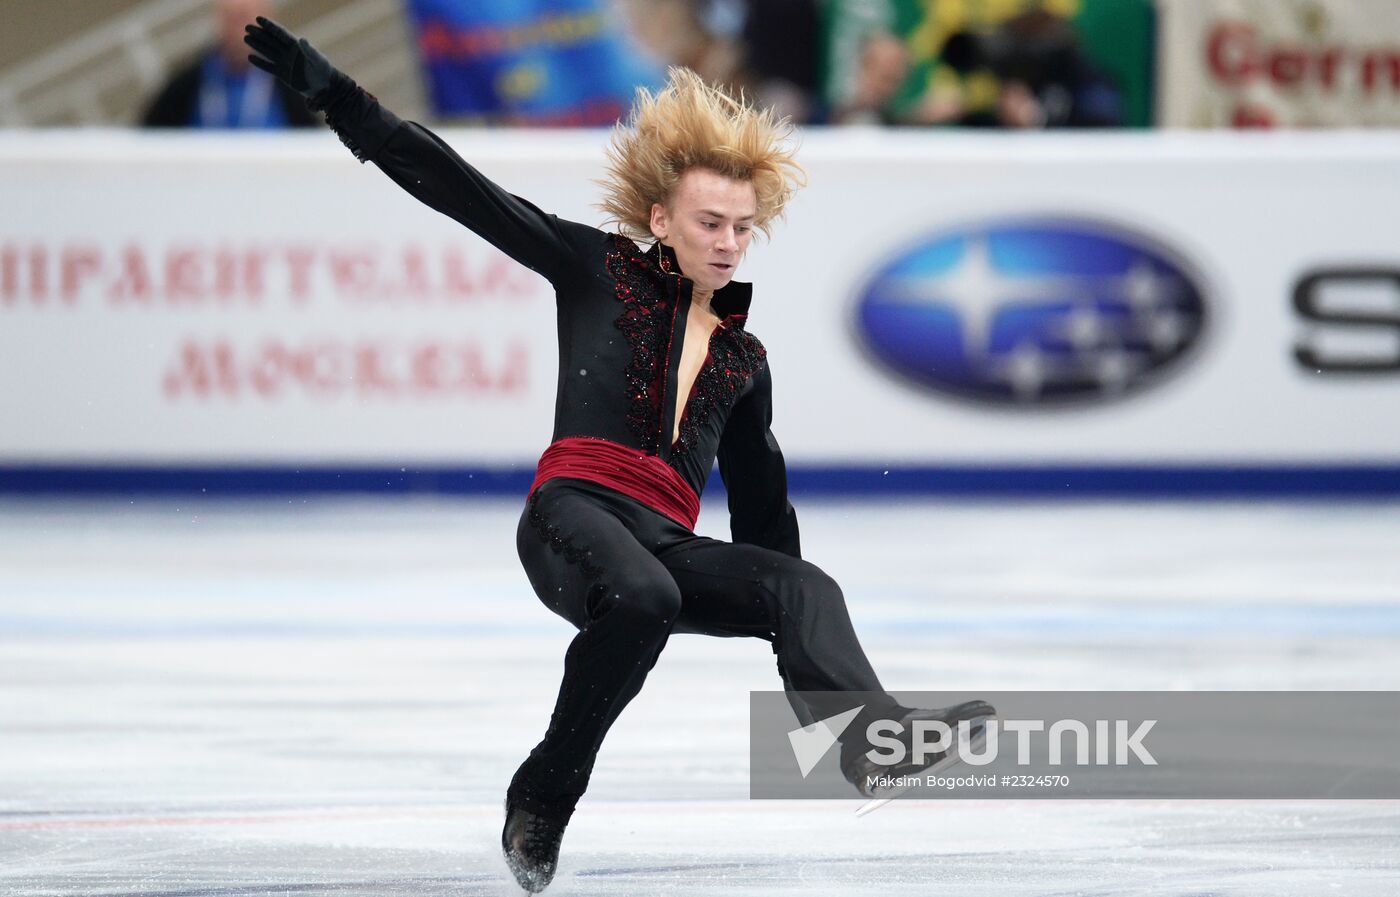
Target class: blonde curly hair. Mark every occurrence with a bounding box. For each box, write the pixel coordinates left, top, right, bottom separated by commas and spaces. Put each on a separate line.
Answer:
598, 67, 806, 242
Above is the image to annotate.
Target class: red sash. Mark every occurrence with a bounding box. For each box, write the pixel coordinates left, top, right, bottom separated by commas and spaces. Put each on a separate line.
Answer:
529, 436, 701, 530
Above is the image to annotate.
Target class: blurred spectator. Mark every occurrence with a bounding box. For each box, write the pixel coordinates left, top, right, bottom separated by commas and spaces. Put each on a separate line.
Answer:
141, 0, 316, 128
831, 31, 908, 125
738, 0, 823, 123
940, 9, 1124, 128
823, 2, 1131, 129
622, 0, 742, 92
622, 0, 827, 123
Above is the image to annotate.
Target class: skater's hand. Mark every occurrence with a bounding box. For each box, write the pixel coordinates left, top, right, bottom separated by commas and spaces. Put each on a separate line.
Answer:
243, 16, 336, 101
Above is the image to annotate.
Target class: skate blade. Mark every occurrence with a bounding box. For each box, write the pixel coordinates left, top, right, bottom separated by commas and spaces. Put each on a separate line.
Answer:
855, 718, 989, 817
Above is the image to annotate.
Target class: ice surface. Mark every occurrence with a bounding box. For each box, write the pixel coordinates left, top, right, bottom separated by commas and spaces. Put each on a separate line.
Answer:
2, 498, 1398, 896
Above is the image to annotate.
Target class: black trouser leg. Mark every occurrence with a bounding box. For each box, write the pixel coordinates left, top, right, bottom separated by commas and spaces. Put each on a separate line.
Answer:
510, 484, 682, 820
511, 480, 908, 816
658, 538, 906, 742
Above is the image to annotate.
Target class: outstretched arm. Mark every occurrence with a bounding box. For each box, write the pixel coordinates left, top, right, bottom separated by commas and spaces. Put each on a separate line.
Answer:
717, 363, 801, 559
244, 16, 587, 282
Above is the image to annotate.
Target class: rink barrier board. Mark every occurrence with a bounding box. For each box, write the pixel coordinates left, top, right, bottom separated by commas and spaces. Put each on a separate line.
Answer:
5, 132, 1400, 472
2, 464, 1399, 498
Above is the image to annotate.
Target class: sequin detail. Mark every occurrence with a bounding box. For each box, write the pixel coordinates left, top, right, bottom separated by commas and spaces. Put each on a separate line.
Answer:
313, 75, 380, 163
526, 491, 604, 582
605, 235, 670, 452
673, 329, 767, 457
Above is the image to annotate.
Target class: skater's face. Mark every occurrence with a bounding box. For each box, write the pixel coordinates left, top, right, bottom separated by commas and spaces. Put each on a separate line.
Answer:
649, 168, 757, 298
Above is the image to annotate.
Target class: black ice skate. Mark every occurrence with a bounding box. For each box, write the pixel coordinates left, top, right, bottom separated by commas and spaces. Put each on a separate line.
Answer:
840, 699, 996, 798
502, 799, 568, 893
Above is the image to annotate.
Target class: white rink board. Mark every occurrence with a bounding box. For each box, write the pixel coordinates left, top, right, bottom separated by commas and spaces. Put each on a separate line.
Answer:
1, 130, 1399, 466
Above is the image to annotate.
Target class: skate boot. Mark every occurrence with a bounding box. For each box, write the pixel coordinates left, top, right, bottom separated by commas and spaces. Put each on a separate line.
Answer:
840, 699, 996, 798
502, 798, 568, 893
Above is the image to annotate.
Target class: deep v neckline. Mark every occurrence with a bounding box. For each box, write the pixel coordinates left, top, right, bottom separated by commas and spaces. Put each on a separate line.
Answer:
671, 312, 725, 448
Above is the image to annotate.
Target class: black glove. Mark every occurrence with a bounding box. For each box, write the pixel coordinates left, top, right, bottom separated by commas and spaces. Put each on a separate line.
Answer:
243, 15, 335, 101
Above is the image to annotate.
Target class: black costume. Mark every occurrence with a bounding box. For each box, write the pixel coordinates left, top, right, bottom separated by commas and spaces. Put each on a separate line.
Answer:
240, 18, 995, 891
310, 78, 907, 822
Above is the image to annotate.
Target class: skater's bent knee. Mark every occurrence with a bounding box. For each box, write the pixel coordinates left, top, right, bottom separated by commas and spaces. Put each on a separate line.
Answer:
595, 572, 682, 625
769, 560, 845, 605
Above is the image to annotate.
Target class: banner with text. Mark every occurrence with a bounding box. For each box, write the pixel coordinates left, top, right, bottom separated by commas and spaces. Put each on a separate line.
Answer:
1, 131, 1398, 491
1157, 0, 1400, 127
406, 0, 661, 125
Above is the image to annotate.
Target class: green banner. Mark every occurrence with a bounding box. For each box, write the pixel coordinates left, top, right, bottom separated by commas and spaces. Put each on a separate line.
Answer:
823, 0, 1153, 127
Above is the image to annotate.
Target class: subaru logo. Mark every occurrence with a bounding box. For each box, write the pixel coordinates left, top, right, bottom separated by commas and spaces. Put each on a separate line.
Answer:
852, 218, 1209, 406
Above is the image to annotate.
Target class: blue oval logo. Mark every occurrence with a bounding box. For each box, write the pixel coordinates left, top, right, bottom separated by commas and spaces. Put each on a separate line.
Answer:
852, 218, 1209, 406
